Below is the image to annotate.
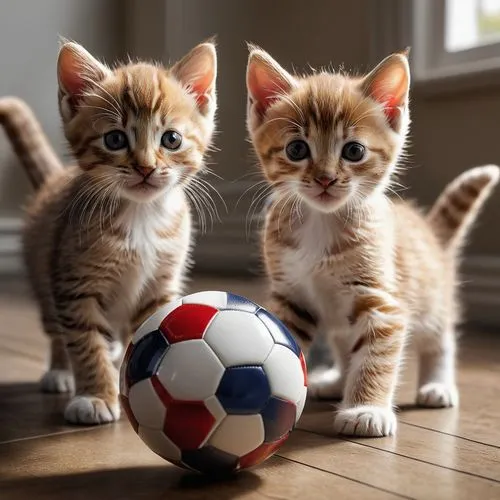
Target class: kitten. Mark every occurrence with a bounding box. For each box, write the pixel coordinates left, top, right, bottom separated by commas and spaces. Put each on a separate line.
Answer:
0, 40, 217, 425
245, 45, 499, 437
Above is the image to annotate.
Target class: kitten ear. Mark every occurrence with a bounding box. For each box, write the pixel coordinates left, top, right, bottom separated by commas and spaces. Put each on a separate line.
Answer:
361, 51, 410, 132
246, 46, 297, 128
171, 42, 217, 116
57, 42, 111, 98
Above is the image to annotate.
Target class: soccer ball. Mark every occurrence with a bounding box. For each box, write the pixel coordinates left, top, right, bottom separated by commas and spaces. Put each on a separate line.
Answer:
119, 291, 308, 474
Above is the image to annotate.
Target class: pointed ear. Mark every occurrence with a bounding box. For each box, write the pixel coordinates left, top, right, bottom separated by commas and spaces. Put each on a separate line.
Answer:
246, 46, 297, 128
171, 42, 217, 116
57, 42, 111, 98
361, 52, 410, 132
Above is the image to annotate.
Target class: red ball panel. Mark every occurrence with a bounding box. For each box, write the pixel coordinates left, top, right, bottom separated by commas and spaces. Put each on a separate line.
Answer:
120, 394, 138, 433
239, 433, 290, 469
164, 401, 216, 450
159, 304, 218, 343
151, 374, 173, 406
299, 352, 308, 386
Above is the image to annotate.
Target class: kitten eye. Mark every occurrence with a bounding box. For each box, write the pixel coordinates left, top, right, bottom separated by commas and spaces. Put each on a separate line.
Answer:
161, 130, 182, 150
285, 140, 310, 162
341, 142, 365, 163
103, 130, 128, 151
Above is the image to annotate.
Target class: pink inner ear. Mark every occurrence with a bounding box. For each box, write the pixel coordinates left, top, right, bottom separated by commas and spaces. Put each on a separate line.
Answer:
191, 72, 213, 106
248, 63, 287, 117
59, 49, 86, 97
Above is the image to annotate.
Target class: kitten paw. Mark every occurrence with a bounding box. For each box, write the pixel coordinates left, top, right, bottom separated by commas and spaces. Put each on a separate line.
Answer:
64, 395, 120, 425
333, 406, 397, 437
308, 367, 343, 400
40, 370, 75, 394
417, 382, 458, 408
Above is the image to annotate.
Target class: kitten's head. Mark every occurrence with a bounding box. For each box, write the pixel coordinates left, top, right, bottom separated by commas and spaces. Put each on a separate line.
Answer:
57, 41, 217, 203
246, 46, 410, 214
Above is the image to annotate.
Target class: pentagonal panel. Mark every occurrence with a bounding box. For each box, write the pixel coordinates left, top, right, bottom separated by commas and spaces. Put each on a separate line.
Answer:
128, 378, 166, 429
159, 304, 218, 343
126, 331, 169, 387
164, 400, 215, 450
223, 293, 260, 313
157, 340, 224, 400
204, 310, 273, 367
133, 299, 182, 344
295, 386, 308, 423
183, 291, 228, 309
119, 394, 138, 433
256, 308, 300, 356
239, 433, 289, 470
182, 446, 239, 474
261, 396, 297, 442
216, 366, 271, 414
138, 425, 181, 461
209, 414, 264, 457
264, 344, 304, 403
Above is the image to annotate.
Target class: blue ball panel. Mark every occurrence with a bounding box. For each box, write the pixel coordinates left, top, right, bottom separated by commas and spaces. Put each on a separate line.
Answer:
216, 366, 270, 414
126, 331, 169, 387
256, 309, 300, 357
223, 293, 260, 313
182, 446, 239, 474
261, 396, 297, 443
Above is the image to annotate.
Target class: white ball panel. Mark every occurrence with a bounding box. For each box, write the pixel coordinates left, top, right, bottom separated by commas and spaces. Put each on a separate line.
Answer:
138, 425, 181, 461
133, 299, 182, 344
208, 414, 264, 457
264, 344, 304, 403
128, 379, 166, 429
295, 386, 308, 423
204, 311, 274, 367
156, 340, 225, 401
204, 395, 227, 424
182, 291, 228, 309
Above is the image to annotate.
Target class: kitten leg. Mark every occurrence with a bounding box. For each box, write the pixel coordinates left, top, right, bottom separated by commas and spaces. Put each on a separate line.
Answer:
416, 327, 458, 408
64, 328, 120, 425
40, 335, 75, 394
333, 287, 407, 437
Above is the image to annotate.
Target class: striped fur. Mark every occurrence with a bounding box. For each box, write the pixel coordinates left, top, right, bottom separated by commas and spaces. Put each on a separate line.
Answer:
246, 46, 499, 437
3, 41, 217, 425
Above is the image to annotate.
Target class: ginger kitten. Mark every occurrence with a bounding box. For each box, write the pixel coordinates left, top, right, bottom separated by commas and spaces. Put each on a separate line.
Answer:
0, 41, 217, 425
245, 45, 499, 437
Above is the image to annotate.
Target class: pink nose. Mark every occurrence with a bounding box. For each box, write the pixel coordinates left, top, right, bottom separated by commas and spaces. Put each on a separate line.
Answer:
314, 175, 337, 189
135, 166, 155, 178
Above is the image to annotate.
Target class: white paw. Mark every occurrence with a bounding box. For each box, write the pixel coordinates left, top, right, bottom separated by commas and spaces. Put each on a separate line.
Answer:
333, 406, 397, 437
417, 382, 458, 408
308, 367, 343, 400
64, 395, 120, 425
40, 370, 75, 394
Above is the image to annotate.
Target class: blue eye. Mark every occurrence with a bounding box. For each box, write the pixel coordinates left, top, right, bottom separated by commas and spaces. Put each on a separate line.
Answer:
161, 130, 182, 150
285, 140, 310, 162
104, 130, 128, 150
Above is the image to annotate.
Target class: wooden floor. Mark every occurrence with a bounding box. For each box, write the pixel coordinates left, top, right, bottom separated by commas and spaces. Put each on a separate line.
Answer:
1, 276, 499, 500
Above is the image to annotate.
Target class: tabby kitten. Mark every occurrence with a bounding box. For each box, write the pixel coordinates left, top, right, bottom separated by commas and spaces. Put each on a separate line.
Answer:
246, 45, 499, 437
0, 41, 217, 425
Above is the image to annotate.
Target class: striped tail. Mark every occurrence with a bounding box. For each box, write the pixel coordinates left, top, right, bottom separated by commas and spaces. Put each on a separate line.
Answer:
0, 97, 64, 190
427, 165, 500, 250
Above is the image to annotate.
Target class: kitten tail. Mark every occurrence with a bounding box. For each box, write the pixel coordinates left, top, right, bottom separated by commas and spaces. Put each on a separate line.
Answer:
0, 97, 63, 190
427, 164, 500, 250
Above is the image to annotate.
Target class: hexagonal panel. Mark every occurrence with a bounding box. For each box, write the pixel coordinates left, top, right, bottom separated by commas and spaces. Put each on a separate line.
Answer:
126, 331, 169, 387
120, 394, 138, 433
128, 378, 166, 429
299, 351, 308, 386
119, 342, 133, 396
182, 446, 239, 475
224, 293, 260, 313
239, 433, 289, 470
159, 304, 218, 343
138, 425, 181, 462
133, 299, 182, 344
263, 344, 304, 403
261, 396, 297, 442
164, 400, 216, 450
208, 414, 264, 457
296, 386, 307, 424
256, 308, 300, 356
183, 291, 228, 309
216, 366, 271, 414
204, 395, 227, 425
157, 340, 224, 400
204, 310, 273, 367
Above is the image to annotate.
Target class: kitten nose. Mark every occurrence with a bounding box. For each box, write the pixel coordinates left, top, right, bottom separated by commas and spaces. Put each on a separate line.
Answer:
135, 166, 155, 178
314, 175, 337, 189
